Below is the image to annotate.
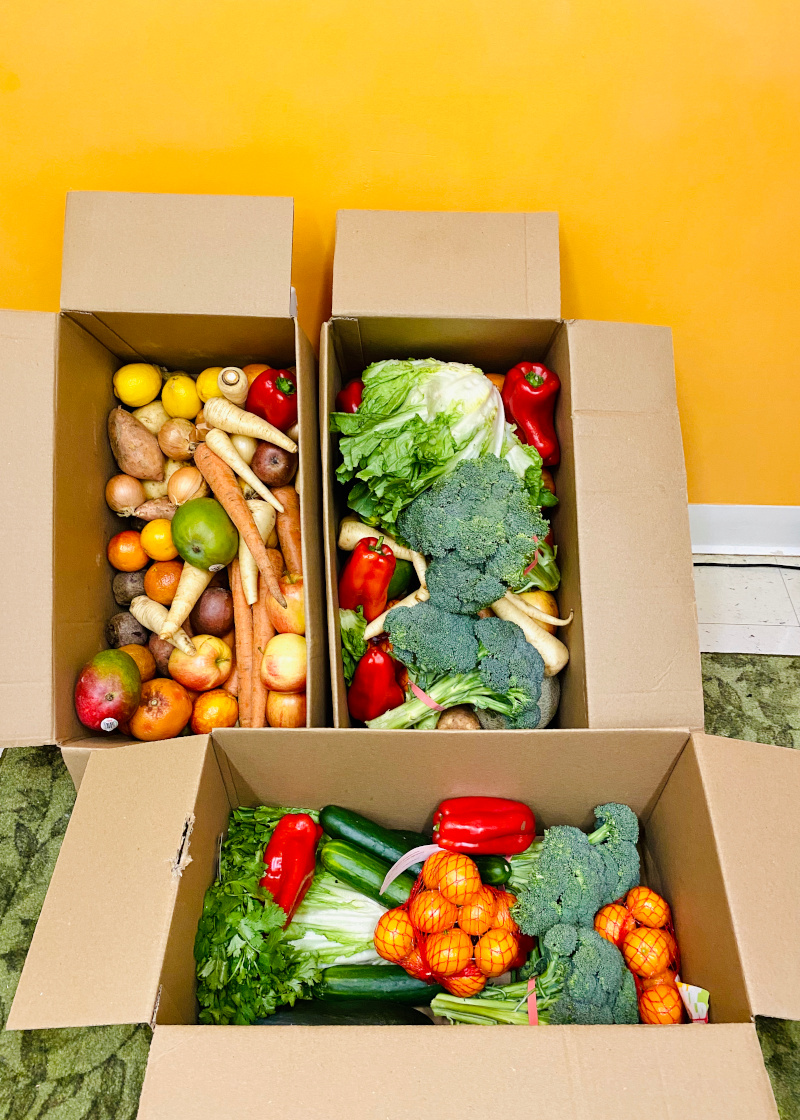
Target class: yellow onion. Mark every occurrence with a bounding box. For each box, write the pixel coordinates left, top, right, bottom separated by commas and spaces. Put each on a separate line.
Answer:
105, 473, 146, 516
158, 418, 199, 461
168, 465, 209, 506
194, 408, 212, 440
231, 433, 257, 464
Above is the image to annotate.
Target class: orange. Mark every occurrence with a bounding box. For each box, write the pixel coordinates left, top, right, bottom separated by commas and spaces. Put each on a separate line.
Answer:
140, 518, 179, 561
399, 945, 431, 981
625, 886, 671, 929
442, 962, 487, 997
639, 982, 685, 1025
242, 362, 271, 385
594, 903, 635, 948
422, 850, 448, 889
107, 530, 148, 571
409, 890, 457, 935
425, 928, 472, 977
144, 559, 184, 605
374, 908, 416, 963
622, 927, 673, 978
474, 928, 519, 977
458, 886, 498, 936
130, 679, 192, 741
491, 890, 520, 933
437, 852, 482, 906
191, 689, 239, 734
118, 644, 156, 682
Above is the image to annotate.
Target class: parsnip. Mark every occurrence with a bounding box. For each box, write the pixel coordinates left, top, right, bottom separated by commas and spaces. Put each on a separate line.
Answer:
492, 595, 569, 676
217, 366, 249, 406
159, 563, 213, 643
239, 500, 277, 605
507, 590, 573, 628
363, 587, 430, 641
204, 396, 297, 453
129, 596, 196, 655
338, 517, 428, 588
205, 428, 284, 512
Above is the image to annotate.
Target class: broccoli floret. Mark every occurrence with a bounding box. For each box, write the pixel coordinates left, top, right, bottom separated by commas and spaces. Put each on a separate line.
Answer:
588, 803, 641, 900
613, 968, 640, 1024
384, 601, 478, 676
426, 558, 506, 615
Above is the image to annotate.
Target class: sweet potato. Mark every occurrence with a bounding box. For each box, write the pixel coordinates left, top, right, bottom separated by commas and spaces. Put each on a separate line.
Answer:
108, 407, 165, 481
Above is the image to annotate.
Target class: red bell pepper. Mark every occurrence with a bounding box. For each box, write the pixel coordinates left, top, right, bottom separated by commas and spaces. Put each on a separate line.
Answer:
335, 379, 364, 413
502, 362, 560, 466
259, 812, 323, 925
246, 368, 298, 432
338, 536, 396, 622
433, 796, 535, 855
347, 646, 405, 722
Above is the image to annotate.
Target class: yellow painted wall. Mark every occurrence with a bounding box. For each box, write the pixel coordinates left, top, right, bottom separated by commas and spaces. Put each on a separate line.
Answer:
1, 0, 798, 504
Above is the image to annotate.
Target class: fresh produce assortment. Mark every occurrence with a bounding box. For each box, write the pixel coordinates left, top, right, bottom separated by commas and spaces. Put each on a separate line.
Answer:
73, 361, 307, 739
329, 358, 572, 729
194, 794, 708, 1027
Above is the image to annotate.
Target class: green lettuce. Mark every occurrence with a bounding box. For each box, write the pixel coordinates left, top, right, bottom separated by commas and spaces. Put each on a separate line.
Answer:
339, 606, 367, 685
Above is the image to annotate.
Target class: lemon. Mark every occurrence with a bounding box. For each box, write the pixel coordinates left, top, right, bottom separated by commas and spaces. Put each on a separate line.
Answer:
113, 363, 163, 408
196, 366, 225, 403
162, 374, 202, 419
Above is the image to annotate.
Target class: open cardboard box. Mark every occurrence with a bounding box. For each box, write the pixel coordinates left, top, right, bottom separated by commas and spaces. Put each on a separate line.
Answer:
0, 192, 327, 784
321, 210, 704, 730
7, 727, 800, 1118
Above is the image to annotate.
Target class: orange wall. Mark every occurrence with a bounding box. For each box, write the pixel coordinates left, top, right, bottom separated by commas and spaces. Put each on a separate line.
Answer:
1, 0, 798, 504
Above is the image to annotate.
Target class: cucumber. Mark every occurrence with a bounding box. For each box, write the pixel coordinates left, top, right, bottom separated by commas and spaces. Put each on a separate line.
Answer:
473, 854, 512, 886
318, 965, 442, 1004
321, 840, 416, 907
391, 828, 430, 849
320, 806, 424, 866
386, 559, 413, 600
255, 999, 432, 1026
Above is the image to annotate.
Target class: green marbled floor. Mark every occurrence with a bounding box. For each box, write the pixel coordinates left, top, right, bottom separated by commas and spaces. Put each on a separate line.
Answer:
0, 653, 798, 1119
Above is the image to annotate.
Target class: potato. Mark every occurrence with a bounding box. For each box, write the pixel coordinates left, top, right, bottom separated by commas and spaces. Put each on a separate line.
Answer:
108, 407, 165, 481
105, 611, 149, 647
112, 570, 147, 607
436, 706, 482, 730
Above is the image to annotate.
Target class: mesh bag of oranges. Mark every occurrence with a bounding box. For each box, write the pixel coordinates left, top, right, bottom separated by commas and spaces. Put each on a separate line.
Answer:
374, 850, 532, 996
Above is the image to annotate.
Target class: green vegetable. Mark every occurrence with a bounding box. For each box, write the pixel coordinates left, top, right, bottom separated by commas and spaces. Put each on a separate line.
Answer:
339, 607, 368, 686
320, 840, 416, 907
473, 854, 512, 886
386, 602, 479, 677
426, 557, 506, 615
319, 964, 443, 1004
330, 359, 542, 535
391, 827, 430, 848
287, 868, 387, 968
386, 558, 414, 600
320, 806, 423, 868
510, 803, 640, 937
255, 999, 433, 1025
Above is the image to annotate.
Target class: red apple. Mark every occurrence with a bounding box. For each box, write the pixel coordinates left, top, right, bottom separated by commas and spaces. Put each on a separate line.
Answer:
267, 690, 306, 728
168, 634, 233, 691
260, 633, 306, 692
266, 573, 305, 635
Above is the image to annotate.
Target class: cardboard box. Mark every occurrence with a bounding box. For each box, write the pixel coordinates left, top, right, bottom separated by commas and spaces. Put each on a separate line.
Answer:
8, 727, 800, 1118
0, 192, 327, 783
321, 210, 704, 730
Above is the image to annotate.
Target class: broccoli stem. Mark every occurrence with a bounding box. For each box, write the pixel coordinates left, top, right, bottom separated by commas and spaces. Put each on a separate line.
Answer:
431, 976, 562, 1025
365, 670, 515, 730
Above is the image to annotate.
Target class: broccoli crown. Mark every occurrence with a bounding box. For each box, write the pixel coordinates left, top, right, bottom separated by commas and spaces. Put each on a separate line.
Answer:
513, 826, 608, 936
613, 968, 640, 1025
397, 456, 550, 595
591, 803, 640, 845
474, 616, 545, 719
588, 803, 641, 901
385, 601, 478, 676
425, 558, 506, 615
526, 924, 637, 1026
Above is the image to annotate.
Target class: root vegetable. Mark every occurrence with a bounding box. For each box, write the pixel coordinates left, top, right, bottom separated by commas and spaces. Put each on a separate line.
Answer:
231, 434, 258, 464
239, 500, 277, 606
167, 466, 209, 506
509, 590, 573, 629
134, 498, 176, 521
133, 400, 170, 435
271, 486, 303, 575
250, 441, 297, 487
338, 517, 427, 587
203, 396, 297, 454
195, 408, 212, 439
363, 587, 430, 641
142, 479, 168, 500
105, 474, 146, 517
437, 706, 481, 730
113, 570, 147, 606
230, 559, 253, 727
195, 443, 286, 607
217, 366, 250, 406
190, 586, 235, 637
159, 563, 214, 644
158, 418, 199, 460
105, 611, 149, 648
108, 407, 165, 480
148, 632, 174, 676
129, 595, 196, 656
267, 527, 279, 549
492, 595, 569, 676
251, 574, 276, 728
205, 428, 284, 512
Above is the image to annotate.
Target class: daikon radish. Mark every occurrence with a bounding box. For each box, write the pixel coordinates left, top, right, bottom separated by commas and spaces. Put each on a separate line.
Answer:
129, 596, 196, 655
217, 366, 249, 406
205, 428, 283, 512
338, 517, 427, 588
492, 595, 569, 676
239, 500, 277, 606
363, 587, 430, 641
204, 396, 297, 453
160, 563, 213, 643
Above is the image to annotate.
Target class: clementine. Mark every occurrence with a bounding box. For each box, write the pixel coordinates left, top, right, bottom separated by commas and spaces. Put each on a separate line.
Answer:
118, 644, 156, 682
474, 927, 519, 977
107, 530, 148, 571
130, 679, 192, 741
140, 518, 178, 561
144, 559, 184, 605
374, 908, 416, 963
191, 689, 239, 734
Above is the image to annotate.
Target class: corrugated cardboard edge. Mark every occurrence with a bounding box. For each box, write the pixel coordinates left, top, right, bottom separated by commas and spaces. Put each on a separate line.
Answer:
138, 1022, 778, 1120
332, 209, 560, 320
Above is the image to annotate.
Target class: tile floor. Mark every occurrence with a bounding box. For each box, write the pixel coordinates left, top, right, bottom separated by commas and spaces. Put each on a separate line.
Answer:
694, 555, 800, 654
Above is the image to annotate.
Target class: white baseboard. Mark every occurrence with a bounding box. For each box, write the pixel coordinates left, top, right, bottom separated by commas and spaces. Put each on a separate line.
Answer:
690, 504, 800, 556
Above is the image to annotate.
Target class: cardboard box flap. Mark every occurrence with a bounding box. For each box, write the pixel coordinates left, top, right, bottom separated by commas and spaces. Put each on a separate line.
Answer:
7, 736, 213, 1030
61, 192, 294, 318
0, 310, 57, 747
138, 1022, 777, 1120
333, 209, 560, 320
692, 733, 800, 1021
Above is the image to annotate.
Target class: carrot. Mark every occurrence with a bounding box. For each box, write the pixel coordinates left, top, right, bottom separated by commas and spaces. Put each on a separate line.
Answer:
266, 548, 285, 576
226, 656, 239, 698
271, 485, 303, 575
230, 560, 253, 727
160, 562, 213, 643
205, 428, 284, 512
250, 574, 276, 728
203, 396, 297, 454
195, 443, 287, 607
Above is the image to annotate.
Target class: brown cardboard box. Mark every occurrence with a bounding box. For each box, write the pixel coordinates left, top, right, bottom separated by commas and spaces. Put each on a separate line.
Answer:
321, 210, 704, 730
8, 727, 800, 1118
0, 192, 327, 782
